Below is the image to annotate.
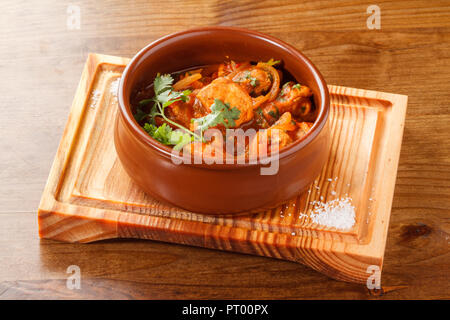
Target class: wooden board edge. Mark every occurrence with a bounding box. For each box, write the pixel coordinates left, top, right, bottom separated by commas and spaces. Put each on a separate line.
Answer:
365, 92, 408, 266
341, 91, 408, 277
116, 213, 380, 283
37, 53, 128, 238
39, 195, 382, 283
328, 84, 408, 103
38, 209, 118, 243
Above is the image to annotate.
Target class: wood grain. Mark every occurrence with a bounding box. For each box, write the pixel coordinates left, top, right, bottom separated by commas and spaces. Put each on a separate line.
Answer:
0, 0, 449, 299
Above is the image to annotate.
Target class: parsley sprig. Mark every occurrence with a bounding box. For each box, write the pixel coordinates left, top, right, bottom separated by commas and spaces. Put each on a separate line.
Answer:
193, 99, 240, 131
143, 123, 192, 151
136, 74, 241, 151
137, 74, 198, 150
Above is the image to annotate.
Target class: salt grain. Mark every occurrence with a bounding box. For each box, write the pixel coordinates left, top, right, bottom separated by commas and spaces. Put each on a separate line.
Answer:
110, 78, 120, 97
89, 90, 101, 108
310, 197, 356, 231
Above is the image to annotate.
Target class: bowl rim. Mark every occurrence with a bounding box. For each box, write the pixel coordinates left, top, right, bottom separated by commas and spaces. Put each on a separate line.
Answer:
117, 26, 329, 169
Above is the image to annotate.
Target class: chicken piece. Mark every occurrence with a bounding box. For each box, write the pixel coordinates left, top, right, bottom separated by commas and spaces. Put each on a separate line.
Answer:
195, 77, 253, 127
273, 82, 312, 116
164, 90, 199, 129
271, 112, 297, 132
249, 112, 296, 156
295, 121, 314, 140
232, 67, 272, 96
218, 61, 251, 77
258, 102, 279, 126
269, 112, 297, 148
257, 82, 313, 125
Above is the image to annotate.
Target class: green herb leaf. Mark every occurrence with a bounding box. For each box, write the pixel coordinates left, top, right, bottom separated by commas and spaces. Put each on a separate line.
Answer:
137, 72, 211, 150
143, 123, 193, 151
153, 73, 173, 95
249, 77, 259, 87
194, 99, 241, 131
138, 98, 154, 107
134, 108, 148, 122
255, 107, 263, 117
265, 58, 281, 66
143, 123, 171, 145
244, 72, 259, 87
169, 130, 193, 151
138, 74, 200, 145
268, 107, 280, 119
293, 83, 302, 90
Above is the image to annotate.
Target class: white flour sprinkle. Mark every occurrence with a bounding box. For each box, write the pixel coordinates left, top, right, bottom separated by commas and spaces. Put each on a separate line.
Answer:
310, 197, 356, 230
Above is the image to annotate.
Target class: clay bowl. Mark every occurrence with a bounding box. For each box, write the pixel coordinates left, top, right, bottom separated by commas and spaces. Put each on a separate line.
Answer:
115, 26, 330, 215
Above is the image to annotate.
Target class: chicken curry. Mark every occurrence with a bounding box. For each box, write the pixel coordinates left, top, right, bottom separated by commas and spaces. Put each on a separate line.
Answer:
132, 59, 317, 156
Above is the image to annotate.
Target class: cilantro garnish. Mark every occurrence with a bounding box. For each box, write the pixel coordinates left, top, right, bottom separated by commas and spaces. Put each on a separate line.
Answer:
268, 107, 280, 119
293, 83, 302, 90
193, 99, 241, 132
136, 74, 241, 151
134, 108, 148, 122
249, 77, 259, 87
255, 107, 263, 117
143, 123, 193, 151
137, 73, 197, 150
244, 72, 259, 87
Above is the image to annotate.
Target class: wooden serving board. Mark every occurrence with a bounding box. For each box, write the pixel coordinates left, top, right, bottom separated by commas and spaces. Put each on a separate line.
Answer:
38, 53, 407, 283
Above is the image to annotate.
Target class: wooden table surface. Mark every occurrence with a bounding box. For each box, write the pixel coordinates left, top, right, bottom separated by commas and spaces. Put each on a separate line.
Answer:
0, 0, 449, 299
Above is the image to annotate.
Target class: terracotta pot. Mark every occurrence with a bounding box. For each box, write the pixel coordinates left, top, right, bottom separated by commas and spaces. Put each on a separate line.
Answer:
115, 26, 330, 215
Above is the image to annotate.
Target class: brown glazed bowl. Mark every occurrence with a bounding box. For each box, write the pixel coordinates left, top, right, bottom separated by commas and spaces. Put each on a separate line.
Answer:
115, 26, 330, 215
